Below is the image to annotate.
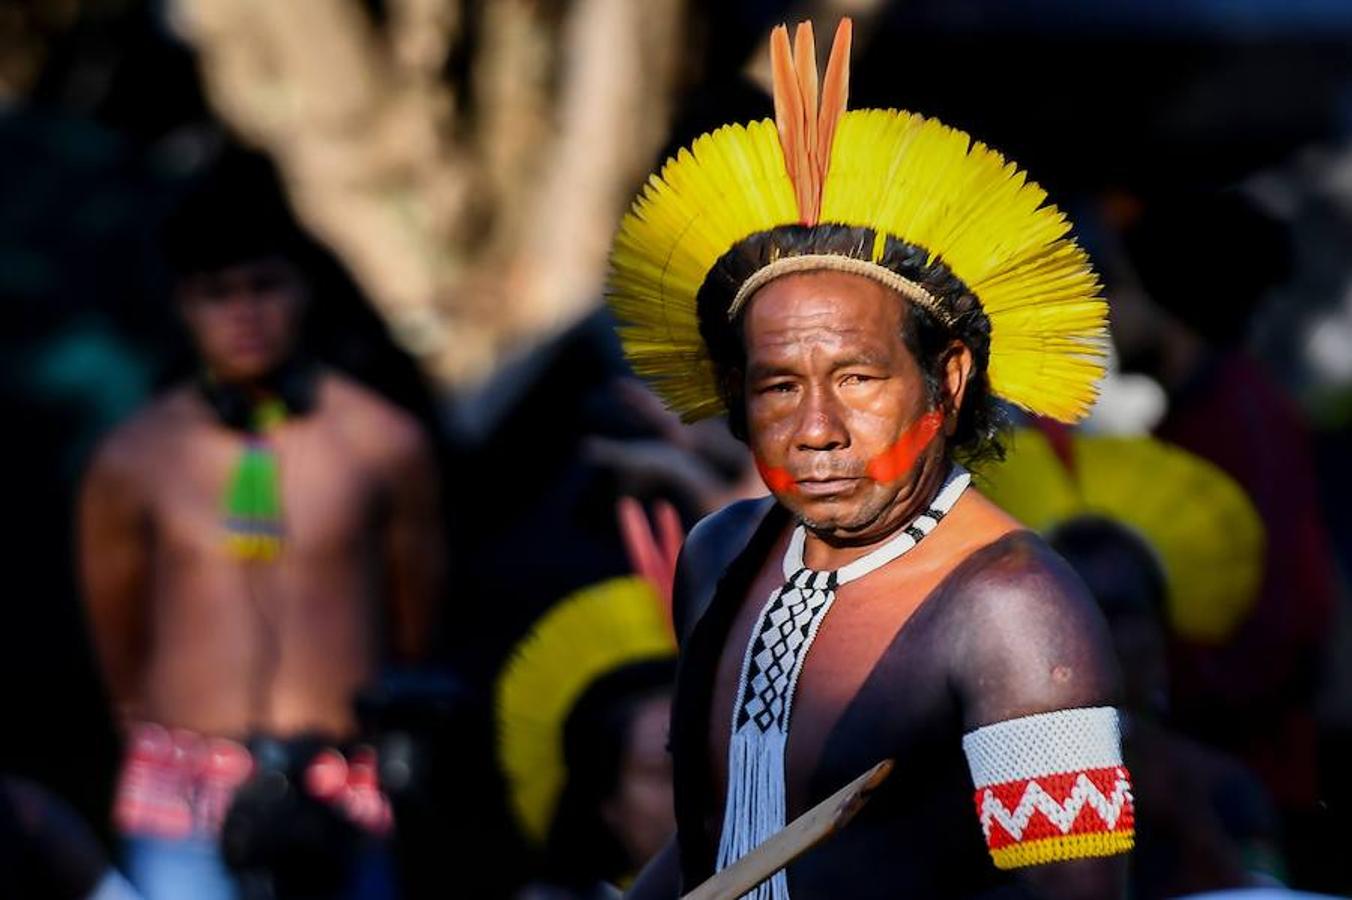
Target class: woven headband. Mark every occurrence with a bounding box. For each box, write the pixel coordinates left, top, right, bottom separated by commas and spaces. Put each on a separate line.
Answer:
727, 254, 956, 328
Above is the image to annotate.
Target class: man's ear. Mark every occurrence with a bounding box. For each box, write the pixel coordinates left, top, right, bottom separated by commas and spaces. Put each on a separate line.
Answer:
940, 341, 974, 434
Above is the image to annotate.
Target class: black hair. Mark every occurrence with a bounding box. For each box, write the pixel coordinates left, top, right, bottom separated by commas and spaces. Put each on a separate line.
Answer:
1047, 515, 1167, 621
163, 152, 309, 278
545, 657, 676, 887
695, 224, 1005, 464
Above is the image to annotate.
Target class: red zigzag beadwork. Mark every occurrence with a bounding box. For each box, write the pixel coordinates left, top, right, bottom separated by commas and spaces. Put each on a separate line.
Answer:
963, 707, 1135, 869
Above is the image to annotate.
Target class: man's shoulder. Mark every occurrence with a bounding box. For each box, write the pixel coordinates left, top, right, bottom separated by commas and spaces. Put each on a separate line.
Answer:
941, 529, 1099, 624
672, 496, 777, 644
934, 530, 1121, 721
321, 371, 430, 461
87, 385, 200, 477
684, 496, 776, 560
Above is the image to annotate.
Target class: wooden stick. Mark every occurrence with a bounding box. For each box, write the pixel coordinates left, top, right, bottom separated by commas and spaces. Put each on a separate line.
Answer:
679, 759, 893, 900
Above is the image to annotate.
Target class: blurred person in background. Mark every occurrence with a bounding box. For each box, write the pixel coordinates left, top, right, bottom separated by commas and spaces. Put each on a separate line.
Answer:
77, 160, 444, 900
497, 568, 678, 900
979, 427, 1287, 897
1103, 192, 1340, 825
1049, 517, 1284, 899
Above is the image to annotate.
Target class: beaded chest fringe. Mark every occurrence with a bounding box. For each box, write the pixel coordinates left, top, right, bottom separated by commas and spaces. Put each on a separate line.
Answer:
715, 467, 971, 898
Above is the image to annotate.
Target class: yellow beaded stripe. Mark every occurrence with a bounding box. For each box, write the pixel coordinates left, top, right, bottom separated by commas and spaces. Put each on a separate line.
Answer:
989, 829, 1135, 870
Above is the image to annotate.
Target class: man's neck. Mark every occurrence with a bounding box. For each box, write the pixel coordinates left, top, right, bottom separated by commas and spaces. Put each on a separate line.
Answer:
198, 359, 319, 431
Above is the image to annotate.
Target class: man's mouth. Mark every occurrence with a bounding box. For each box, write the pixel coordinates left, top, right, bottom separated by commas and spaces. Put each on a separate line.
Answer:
755, 458, 864, 497
794, 477, 860, 498
228, 332, 270, 355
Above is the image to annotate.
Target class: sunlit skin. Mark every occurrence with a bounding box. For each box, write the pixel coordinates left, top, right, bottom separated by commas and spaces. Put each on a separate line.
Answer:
178, 257, 305, 384
740, 270, 973, 569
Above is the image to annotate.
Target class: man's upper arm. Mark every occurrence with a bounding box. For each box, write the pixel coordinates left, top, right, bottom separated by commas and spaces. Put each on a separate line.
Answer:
78, 434, 151, 715
382, 421, 444, 662
953, 540, 1120, 729
948, 537, 1131, 899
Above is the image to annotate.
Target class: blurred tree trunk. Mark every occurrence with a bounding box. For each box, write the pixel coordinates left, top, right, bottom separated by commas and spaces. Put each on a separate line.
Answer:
170, 0, 685, 389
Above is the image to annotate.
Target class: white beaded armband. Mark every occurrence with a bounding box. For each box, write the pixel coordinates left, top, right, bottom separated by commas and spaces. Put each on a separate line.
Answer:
962, 706, 1135, 870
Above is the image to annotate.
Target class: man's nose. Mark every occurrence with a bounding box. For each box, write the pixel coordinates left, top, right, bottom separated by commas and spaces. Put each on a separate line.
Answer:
795, 386, 848, 451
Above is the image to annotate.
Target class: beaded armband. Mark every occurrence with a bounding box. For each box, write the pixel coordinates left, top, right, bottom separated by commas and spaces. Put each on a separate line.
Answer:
962, 706, 1135, 869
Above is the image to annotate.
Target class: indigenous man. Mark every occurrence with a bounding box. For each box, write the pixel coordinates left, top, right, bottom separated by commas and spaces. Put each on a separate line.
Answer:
611, 20, 1133, 900
78, 169, 443, 898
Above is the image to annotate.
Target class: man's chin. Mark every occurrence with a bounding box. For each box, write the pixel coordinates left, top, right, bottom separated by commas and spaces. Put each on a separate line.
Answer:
787, 497, 879, 537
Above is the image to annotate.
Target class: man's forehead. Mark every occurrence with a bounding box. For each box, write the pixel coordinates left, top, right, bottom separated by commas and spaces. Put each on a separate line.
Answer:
747, 269, 908, 315
743, 269, 909, 342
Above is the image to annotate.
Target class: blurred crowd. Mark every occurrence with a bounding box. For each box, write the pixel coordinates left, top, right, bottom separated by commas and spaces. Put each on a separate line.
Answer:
6, 1, 1352, 899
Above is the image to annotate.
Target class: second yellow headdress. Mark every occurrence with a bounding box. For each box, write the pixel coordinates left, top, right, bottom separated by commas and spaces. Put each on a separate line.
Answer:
977, 429, 1266, 642
495, 576, 675, 847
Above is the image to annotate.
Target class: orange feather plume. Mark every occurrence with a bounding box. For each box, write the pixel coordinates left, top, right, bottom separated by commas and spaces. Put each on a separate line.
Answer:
817, 20, 851, 181
769, 18, 852, 224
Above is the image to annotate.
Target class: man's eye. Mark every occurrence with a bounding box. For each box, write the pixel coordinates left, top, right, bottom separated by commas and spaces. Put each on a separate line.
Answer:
840, 373, 876, 386
761, 381, 796, 395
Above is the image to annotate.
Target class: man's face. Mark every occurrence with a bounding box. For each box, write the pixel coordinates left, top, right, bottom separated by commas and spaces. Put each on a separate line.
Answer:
177, 257, 305, 382
601, 692, 675, 871
741, 270, 951, 542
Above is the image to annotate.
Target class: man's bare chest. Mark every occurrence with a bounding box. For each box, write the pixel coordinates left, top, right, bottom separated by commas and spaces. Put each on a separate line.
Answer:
706, 553, 957, 811
146, 420, 382, 560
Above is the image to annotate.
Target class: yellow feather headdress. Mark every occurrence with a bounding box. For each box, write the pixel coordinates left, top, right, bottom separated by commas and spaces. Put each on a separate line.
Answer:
495, 576, 676, 847
608, 19, 1107, 424
976, 429, 1266, 643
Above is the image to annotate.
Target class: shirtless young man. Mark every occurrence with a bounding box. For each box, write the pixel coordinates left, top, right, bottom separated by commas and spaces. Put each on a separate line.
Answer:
608, 20, 1133, 900
78, 179, 442, 898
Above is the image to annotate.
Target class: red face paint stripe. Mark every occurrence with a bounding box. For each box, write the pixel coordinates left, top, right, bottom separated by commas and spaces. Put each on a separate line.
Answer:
755, 409, 943, 495
755, 457, 797, 495
865, 410, 944, 483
